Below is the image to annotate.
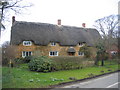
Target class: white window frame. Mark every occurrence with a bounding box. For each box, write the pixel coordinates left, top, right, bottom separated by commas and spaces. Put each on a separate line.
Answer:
110, 51, 117, 55
23, 41, 32, 46
49, 51, 58, 56
22, 51, 32, 58
50, 42, 56, 46
78, 51, 84, 56
78, 42, 84, 47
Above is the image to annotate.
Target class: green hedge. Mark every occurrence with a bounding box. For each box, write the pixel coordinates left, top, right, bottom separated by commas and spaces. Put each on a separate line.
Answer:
28, 56, 94, 72
52, 56, 94, 71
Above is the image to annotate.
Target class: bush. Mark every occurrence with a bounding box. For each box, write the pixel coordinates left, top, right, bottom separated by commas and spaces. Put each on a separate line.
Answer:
23, 56, 34, 63
52, 56, 94, 71
28, 56, 94, 72
14, 57, 24, 64
28, 56, 53, 72
104, 52, 109, 60
79, 45, 92, 58
2, 58, 9, 66
14, 56, 34, 65
2, 57, 16, 67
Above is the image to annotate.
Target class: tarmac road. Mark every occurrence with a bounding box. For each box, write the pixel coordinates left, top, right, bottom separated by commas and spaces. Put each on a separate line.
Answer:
62, 72, 119, 88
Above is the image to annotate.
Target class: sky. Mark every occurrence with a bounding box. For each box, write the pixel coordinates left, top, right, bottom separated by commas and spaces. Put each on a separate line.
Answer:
1, 0, 119, 44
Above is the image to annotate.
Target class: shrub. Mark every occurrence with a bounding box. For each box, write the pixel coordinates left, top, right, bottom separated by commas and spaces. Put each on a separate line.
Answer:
2, 57, 16, 67
28, 56, 53, 72
23, 56, 34, 63
2, 57, 9, 66
52, 56, 94, 71
14, 57, 24, 64
79, 45, 92, 58
104, 52, 109, 60
28, 56, 94, 72
14, 56, 34, 65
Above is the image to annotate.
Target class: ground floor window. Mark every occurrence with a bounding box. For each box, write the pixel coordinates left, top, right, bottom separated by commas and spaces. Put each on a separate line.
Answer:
78, 52, 84, 56
22, 51, 32, 58
110, 51, 117, 55
49, 51, 58, 56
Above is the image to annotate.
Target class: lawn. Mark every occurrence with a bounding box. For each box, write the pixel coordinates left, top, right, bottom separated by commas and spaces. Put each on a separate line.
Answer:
2, 60, 119, 88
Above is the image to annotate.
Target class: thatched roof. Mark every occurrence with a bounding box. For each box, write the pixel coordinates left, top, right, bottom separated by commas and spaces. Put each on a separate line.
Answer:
10, 21, 101, 46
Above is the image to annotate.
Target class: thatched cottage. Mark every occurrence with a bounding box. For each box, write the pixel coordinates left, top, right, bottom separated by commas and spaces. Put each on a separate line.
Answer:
10, 16, 101, 58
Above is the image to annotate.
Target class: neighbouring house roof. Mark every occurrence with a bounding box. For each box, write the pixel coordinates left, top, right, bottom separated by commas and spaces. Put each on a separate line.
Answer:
10, 21, 101, 46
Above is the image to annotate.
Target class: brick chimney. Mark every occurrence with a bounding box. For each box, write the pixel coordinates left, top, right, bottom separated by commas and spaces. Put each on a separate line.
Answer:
58, 19, 61, 25
12, 16, 15, 25
82, 23, 86, 28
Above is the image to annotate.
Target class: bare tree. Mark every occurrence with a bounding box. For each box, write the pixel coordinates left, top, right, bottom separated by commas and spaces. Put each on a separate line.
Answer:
94, 14, 119, 59
94, 15, 118, 38
2, 41, 17, 66
0, 0, 33, 37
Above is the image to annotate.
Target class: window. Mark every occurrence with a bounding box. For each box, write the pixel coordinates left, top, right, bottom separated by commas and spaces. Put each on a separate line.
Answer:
51, 42, 56, 46
49, 51, 58, 56
78, 52, 84, 56
22, 51, 32, 58
110, 51, 117, 55
78, 42, 84, 47
23, 41, 32, 46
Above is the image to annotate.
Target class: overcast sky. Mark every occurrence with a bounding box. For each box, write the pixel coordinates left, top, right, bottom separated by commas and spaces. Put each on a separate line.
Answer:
1, 0, 119, 44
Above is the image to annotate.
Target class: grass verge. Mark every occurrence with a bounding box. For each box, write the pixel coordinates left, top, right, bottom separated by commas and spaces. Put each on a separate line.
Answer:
2, 60, 119, 88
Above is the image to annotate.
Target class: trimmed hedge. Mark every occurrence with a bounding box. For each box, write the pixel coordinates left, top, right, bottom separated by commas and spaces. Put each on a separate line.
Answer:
52, 56, 94, 71
28, 56, 94, 72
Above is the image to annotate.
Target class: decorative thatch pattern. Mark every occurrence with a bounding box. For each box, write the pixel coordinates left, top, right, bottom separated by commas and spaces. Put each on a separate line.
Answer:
11, 21, 101, 46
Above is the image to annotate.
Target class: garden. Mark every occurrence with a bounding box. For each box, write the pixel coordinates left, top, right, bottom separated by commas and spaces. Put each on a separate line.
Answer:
2, 56, 119, 88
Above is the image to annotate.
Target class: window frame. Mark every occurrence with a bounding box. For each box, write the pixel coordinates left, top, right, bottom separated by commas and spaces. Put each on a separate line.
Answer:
49, 51, 58, 56
78, 42, 84, 47
50, 42, 56, 46
78, 51, 84, 56
110, 51, 117, 55
23, 41, 32, 46
22, 51, 32, 58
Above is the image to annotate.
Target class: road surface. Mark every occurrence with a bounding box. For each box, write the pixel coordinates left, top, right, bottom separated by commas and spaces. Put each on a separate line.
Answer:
62, 72, 119, 88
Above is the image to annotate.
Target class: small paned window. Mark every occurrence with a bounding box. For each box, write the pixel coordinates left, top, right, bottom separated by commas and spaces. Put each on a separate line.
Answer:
49, 51, 58, 56
23, 41, 32, 46
78, 52, 84, 56
51, 42, 56, 46
78, 42, 84, 47
22, 51, 32, 58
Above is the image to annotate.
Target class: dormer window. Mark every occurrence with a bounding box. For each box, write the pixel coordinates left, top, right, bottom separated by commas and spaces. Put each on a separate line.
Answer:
23, 41, 32, 46
78, 42, 84, 47
51, 42, 56, 46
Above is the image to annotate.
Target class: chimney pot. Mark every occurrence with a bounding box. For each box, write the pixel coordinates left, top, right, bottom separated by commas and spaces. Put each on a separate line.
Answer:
58, 19, 61, 25
82, 23, 86, 28
12, 16, 15, 25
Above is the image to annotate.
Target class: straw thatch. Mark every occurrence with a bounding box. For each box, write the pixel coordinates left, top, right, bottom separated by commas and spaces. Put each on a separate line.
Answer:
11, 21, 101, 46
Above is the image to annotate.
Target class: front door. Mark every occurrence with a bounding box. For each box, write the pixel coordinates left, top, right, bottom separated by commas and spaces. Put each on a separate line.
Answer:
68, 52, 75, 56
